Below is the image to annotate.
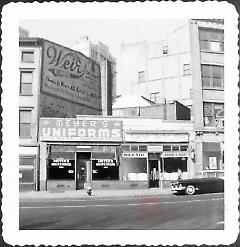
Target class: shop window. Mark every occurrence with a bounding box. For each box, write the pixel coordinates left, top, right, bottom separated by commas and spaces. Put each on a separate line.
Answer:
20, 71, 33, 95
92, 159, 119, 180
22, 51, 34, 63
203, 102, 224, 128
150, 92, 160, 103
19, 110, 31, 138
164, 157, 187, 173
163, 145, 171, 151
48, 158, 75, 180
183, 64, 191, 75
199, 28, 224, 52
19, 157, 35, 183
138, 71, 145, 83
201, 64, 224, 89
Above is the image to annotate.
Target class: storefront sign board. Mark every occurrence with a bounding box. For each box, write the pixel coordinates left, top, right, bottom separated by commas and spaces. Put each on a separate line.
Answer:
122, 152, 148, 158
125, 132, 189, 143
93, 159, 116, 167
41, 40, 101, 113
39, 118, 122, 141
161, 152, 188, 158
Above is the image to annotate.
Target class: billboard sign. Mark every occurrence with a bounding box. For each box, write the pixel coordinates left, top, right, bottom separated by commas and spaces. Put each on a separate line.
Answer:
39, 118, 122, 142
41, 40, 101, 113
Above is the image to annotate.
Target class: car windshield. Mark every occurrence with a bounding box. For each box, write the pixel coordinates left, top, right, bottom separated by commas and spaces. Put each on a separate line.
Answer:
196, 170, 224, 179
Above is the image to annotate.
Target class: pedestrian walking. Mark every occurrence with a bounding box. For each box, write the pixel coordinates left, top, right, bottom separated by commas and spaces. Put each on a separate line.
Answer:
177, 169, 183, 180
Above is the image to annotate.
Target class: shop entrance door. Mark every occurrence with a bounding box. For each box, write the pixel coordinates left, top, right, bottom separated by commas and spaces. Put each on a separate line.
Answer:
149, 160, 159, 188
76, 152, 91, 190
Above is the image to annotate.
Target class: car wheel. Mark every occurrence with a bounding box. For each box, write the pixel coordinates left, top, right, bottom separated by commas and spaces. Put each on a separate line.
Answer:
185, 185, 196, 195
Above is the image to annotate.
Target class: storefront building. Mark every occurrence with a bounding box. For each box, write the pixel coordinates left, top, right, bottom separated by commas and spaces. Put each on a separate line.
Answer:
39, 116, 194, 191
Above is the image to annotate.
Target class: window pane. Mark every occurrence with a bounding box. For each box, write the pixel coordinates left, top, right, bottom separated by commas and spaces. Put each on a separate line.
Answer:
20, 111, 31, 123
19, 157, 34, 165
200, 40, 209, 50
199, 30, 208, 40
163, 145, 171, 151
212, 66, 223, 77
220, 42, 224, 51
19, 169, 34, 183
209, 31, 219, 40
201, 65, 210, 76
213, 77, 223, 88
20, 83, 32, 95
210, 41, 221, 52
204, 103, 213, 116
21, 72, 33, 83
20, 123, 31, 137
138, 71, 145, 82
22, 52, 34, 63
202, 76, 211, 87
204, 116, 214, 127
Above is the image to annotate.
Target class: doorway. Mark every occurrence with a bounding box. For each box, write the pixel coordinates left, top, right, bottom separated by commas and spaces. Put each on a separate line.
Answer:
76, 152, 91, 190
149, 160, 159, 188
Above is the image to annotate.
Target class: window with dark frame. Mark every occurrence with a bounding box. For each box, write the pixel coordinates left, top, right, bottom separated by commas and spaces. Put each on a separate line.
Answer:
19, 110, 31, 138
19, 156, 35, 183
203, 102, 224, 128
20, 71, 33, 95
22, 51, 34, 63
201, 64, 224, 89
199, 28, 224, 52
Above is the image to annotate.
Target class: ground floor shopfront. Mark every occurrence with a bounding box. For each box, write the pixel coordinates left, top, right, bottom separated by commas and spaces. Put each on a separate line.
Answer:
38, 117, 194, 191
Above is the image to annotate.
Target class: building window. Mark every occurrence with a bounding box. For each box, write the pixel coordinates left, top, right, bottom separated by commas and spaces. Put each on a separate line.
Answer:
150, 92, 160, 103
183, 64, 191, 75
162, 45, 168, 55
20, 71, 33, 95
19, 110, 32, 138
19, 156, 35, 184
203, 102, 224, 128
138, 71, 145, 83
163, 145, 171, 151
201, 64, 224, 89
22, 51, 34, 63
199, 28, 224, 52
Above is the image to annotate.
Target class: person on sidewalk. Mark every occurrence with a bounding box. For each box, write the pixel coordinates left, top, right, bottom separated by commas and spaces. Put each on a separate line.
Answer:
177, 169, 183, 180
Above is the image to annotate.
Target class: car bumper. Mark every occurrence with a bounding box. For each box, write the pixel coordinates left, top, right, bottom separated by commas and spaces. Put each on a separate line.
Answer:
171, 185, 186, 192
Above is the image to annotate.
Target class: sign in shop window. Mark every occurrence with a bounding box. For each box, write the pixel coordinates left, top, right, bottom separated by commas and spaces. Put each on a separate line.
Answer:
48, 158, 75, 180
92, 159, 118, 180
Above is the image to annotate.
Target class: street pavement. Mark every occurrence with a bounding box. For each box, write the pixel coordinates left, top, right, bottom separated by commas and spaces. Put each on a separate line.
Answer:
19, 191, 224, 230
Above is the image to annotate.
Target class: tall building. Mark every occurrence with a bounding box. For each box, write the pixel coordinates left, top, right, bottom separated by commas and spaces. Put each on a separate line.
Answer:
19, 36, 102, 191
72, 36, 117, 116
117, 19, 224, 174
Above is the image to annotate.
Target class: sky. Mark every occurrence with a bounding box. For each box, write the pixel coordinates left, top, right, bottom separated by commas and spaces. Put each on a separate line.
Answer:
19, 19, 188, 58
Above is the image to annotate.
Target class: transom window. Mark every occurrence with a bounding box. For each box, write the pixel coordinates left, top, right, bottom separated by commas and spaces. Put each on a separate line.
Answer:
20, 71, 33, 95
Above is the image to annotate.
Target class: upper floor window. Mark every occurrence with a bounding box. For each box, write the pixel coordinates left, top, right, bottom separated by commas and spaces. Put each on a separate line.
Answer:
20, 71, 33, 95
201, 64, 224, 89
203, 102, 224, 128
199, 28, 224, 52
183, 64, 191, 75
19, 110, 32, 138
150, 92, 160, 103
162, 45, 168, 55
21, 51, 34, 63
138, 71, 145, 83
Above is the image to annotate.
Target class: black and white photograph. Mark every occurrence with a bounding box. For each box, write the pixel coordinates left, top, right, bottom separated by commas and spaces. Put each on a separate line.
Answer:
1, 2, 239, 246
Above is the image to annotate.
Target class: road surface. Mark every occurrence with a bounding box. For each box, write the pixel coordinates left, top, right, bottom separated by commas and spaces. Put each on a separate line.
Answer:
19, 192, 224, 230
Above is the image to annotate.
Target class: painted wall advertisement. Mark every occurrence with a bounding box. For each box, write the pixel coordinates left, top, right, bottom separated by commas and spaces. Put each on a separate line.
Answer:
41, 40, 102, 115
39, 118, 123, 142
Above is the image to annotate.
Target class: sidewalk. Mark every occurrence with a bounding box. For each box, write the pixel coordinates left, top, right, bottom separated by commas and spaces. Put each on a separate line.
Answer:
19, 187, 172, 200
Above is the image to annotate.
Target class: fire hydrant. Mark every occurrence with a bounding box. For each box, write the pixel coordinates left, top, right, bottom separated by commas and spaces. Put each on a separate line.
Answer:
87, 186, 92, 196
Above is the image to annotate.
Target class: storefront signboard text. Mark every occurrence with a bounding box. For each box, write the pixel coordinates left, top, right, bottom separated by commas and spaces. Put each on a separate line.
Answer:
94, 159, 116, 167
161, 152, 188, 158
122, 152, 148, 158
39, 118, 122, 141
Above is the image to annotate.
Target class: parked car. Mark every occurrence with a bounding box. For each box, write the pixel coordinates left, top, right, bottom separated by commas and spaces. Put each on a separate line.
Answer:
171, 170, 224, 195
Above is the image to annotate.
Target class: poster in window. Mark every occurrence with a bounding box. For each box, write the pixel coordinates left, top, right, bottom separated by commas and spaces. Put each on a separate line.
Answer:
209, 157, 217, 170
